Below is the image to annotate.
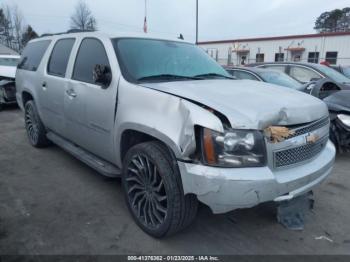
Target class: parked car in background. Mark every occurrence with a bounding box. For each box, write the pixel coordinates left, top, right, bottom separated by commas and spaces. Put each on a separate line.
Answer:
247, 62, 350, 89
225, 67, 305, 91
332, 65, 350, 78
226, 66, 350, 152
0, 54, 20, 110
16, 31, 335, 237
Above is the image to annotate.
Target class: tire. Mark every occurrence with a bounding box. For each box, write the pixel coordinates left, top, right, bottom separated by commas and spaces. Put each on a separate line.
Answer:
122, 141, 198, 238
24, 100, 50, 148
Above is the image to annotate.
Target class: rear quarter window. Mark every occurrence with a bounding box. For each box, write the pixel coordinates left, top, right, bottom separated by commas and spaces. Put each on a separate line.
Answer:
18, 40, 51, 71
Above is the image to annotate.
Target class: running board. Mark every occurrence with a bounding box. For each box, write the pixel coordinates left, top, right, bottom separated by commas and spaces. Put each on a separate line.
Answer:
47, 132, 121, 178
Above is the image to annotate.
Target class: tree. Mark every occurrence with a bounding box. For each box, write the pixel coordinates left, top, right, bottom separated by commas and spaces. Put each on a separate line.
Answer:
315, 8, 350, 33
21, 25, 38, 47
0, 4, 36, 52
0, 5, 14, 49
337, 7, 350, 32
70, 0, 97, 31
12, 5, 24, 51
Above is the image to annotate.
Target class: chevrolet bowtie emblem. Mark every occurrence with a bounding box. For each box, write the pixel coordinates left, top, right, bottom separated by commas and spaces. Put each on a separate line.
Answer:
306, 133, 319, 144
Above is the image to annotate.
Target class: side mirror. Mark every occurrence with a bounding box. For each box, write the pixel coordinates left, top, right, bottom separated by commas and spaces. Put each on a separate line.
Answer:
93, 64, 112, 88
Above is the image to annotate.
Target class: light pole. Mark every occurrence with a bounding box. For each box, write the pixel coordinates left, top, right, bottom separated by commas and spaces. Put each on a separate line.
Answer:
196, 0, 198, 44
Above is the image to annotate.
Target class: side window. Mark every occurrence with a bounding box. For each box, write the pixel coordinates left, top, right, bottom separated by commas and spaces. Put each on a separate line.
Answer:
263, 65, 286, 73
48, 38, 75, 77
72, 38, 110, 84
308, 52, 320, 63
275, 53, 284, 62
289, 66, 321, 83
232, 70, 259, 81
256, 53, 264, 63
18, 40, 51, 71
326, 52, 338, 65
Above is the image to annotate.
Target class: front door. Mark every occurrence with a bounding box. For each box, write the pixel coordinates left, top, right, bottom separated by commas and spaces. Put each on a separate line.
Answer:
65, 37, 117, 162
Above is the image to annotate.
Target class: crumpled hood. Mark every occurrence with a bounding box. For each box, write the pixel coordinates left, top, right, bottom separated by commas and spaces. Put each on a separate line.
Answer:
142, 79, 329, 130
0, 66, 16, 79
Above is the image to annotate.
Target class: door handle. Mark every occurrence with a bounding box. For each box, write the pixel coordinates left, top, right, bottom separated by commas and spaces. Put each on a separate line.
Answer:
66, 89, 77, 98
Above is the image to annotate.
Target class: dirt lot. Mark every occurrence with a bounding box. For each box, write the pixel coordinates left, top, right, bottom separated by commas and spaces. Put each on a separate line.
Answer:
0, 107, 350, 255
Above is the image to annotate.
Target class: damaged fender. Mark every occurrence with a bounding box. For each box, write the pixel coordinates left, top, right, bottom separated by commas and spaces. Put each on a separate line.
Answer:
114, 79, 224, 167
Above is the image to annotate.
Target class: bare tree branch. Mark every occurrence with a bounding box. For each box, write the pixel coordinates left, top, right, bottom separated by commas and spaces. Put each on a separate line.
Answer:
0, 4, 32, 52
12, 4, 24, 51
0, 4, 14, 49
70, 0, 97, 31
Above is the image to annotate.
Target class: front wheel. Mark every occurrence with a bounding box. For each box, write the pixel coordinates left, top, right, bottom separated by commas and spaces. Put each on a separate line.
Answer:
122, 142, 198, 237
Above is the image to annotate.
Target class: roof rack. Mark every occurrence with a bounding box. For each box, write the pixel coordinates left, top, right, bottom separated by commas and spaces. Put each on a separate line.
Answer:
66, 29, 95, 34
40, 29, 96, 38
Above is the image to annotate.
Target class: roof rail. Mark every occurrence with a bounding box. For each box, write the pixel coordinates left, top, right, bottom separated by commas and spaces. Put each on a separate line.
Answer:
66, 29, 95, 34
40, 29, 96, 38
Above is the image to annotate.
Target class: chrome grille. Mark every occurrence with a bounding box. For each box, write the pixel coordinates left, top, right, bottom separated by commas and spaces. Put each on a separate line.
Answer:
288, 117, 330, 139
274, 136, 328, 168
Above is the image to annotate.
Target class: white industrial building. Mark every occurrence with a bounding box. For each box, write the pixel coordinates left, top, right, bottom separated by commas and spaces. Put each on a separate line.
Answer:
199, 32, 350, 66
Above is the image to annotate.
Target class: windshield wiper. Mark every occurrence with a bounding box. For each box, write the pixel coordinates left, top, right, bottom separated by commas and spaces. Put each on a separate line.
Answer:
193, 73, 234, 79
137, 74, 202, 82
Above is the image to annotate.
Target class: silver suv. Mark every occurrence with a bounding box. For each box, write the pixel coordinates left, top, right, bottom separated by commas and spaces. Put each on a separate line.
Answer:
16, 31, 335, 237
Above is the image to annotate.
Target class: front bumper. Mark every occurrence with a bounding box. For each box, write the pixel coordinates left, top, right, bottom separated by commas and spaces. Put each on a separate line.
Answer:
178, 140, 335, 214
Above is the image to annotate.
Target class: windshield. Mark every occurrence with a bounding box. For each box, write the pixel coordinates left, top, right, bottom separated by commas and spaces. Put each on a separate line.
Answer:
313, 64, 350, 84
112, 38, 231, 83
258, 70, 303, 89
342, 67, 350, 78
0, 57, 19, 67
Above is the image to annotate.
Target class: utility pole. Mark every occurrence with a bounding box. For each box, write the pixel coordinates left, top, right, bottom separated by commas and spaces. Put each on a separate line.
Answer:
196, 0, 199, 44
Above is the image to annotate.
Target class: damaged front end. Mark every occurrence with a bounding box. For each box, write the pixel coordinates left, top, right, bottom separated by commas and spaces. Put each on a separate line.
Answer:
330, 114, 350, 152
178, 115, 335, 214
137, 79, 334, 214
0, 79, 17, 108
323, 91, 350, 152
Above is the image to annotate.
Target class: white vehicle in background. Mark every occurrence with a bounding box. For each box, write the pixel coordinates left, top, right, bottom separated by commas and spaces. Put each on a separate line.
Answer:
0, 54, 20, 109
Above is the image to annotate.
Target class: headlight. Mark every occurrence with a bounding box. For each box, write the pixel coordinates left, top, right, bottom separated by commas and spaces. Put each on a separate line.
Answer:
201, 128, 266, 167
337, 114, 350, 128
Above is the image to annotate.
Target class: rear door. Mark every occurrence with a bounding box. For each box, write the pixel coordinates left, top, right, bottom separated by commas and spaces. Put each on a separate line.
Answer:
65, 37, 118, 162
41, 38, 76, 135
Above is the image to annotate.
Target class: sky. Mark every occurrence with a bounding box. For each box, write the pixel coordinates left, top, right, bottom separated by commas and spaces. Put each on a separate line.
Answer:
1, 0, 350, 43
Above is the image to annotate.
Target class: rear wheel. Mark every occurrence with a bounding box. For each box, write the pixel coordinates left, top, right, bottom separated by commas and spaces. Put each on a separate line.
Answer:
122, 142, 198, 237
24, 100, 50, 148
